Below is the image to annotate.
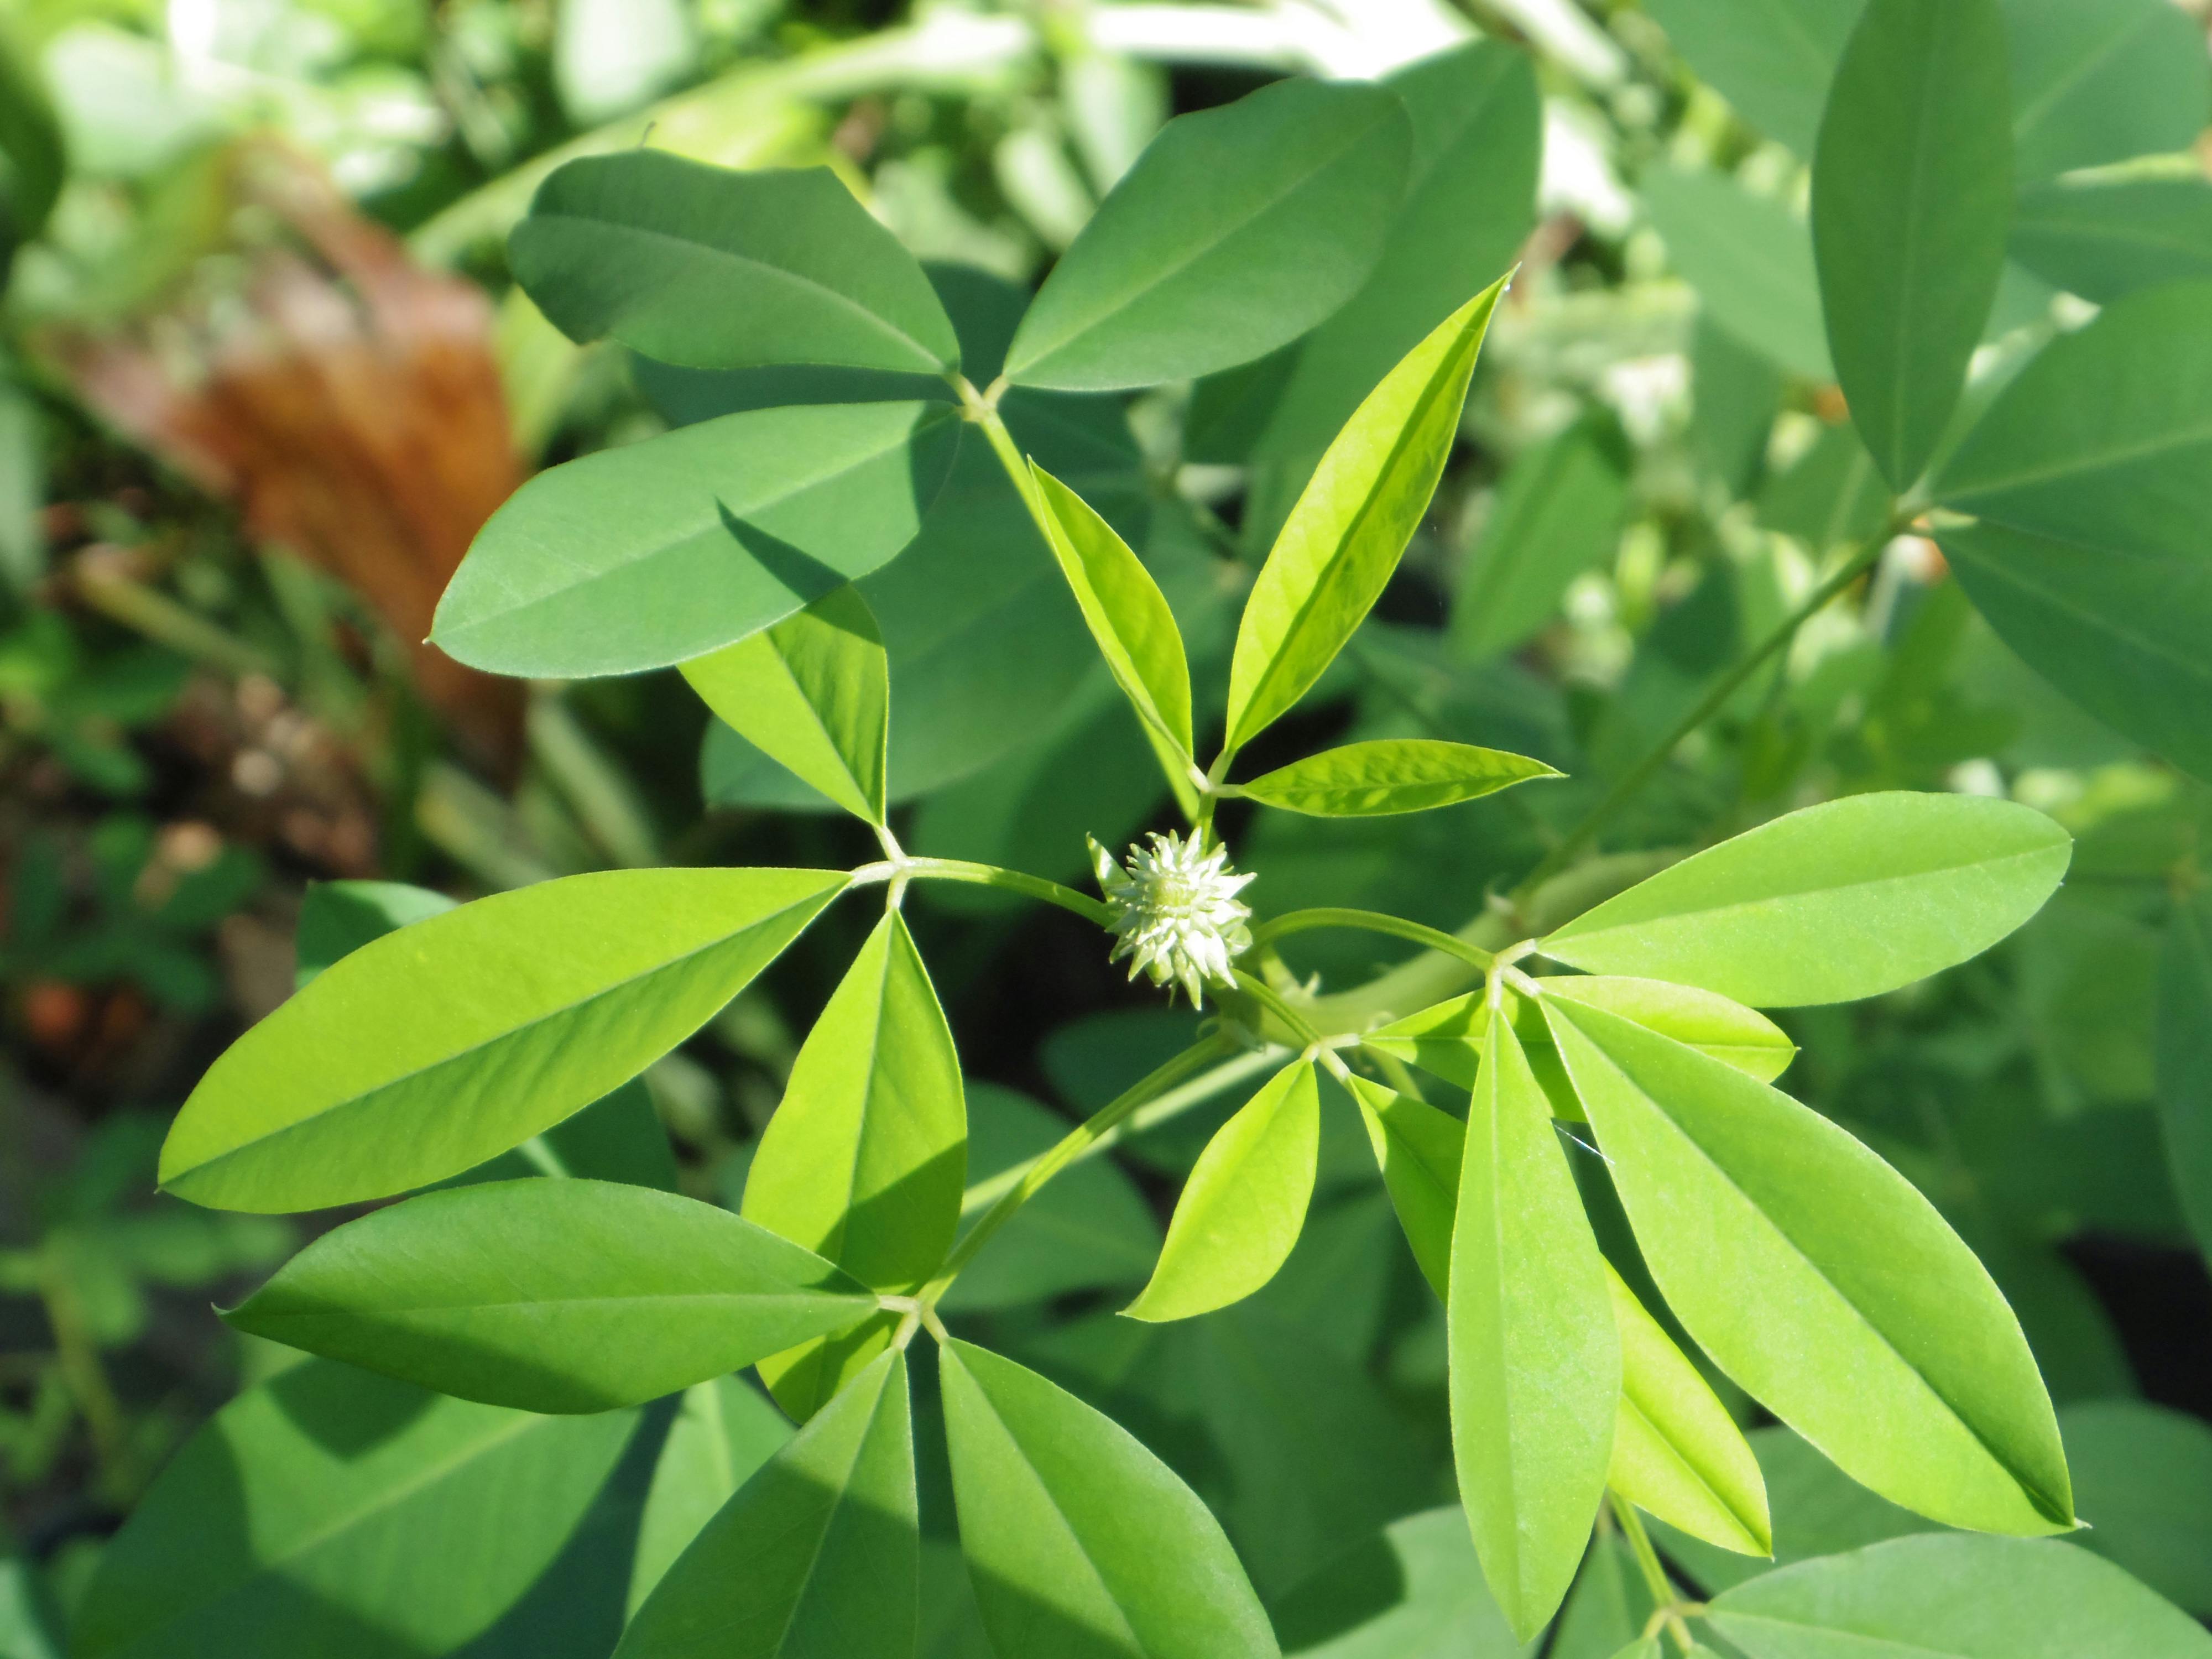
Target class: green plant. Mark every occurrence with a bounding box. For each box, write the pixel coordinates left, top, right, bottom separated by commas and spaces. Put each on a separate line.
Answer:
73, 12, 2212, 1658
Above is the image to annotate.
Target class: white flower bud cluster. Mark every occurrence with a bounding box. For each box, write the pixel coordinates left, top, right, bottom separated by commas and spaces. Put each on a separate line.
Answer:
1092, 828, 1255, 1008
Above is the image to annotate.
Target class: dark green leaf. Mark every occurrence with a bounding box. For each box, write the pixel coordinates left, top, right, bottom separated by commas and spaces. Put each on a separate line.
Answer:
510, 152, 958, 373
628, 1377, 792, 1616
938, 1339, 1278, 1659
1641, 168, 1830, 381
682, 585, 890, 823
1938, 282, 2212, 563
1707, 1535, 2212, 1658
1451, 1014, 1619, 1639
2004, 0, 2212, 182
295, 880, 454, 987
1270, 1508, 1527, 1659
1938, 520, 2212, 784
1003, 79, 1409, 391
2062, 1400, 2212, 1618
75, 1361, 640, 1659
433, 401, 959, 678
1452, 421, 1629, 658
2158, 894, 2212, 1265
2012, 180, 2212, 306
225, 1180, 875, 1413
1812, 0, 2012, 489
162, 868, 844, 1212
1645, 0, 1864, 158
1538, 792, 2072, 1007
616, 1350, 917, 1659
1546, 999, 2073, 1535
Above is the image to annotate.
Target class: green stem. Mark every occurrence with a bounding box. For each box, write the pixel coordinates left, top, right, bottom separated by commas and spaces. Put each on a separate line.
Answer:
959, 1045, 1284, 1214
852, 855, 1113, 927
1517, 528, 1894, 896
1612, 1491, 1676, 1610
1249, 907, 1495, 973
921, 1035, 1239, 1306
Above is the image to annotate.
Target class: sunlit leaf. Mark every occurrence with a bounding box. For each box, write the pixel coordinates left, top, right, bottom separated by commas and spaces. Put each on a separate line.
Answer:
1125, 1061, 1318, 1323
1345, 1075, 1461, 1302
225, 1180, 876, 1412
1229, 739, 1557, 817
161, 868, 845, 1212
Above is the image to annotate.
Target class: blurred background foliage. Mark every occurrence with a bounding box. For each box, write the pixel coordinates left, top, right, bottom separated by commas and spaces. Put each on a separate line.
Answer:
1, 0, 2209, 1653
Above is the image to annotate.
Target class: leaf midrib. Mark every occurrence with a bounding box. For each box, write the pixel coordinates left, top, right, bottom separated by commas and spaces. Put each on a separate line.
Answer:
1708, 1609, 1978, 1659
1944, 412, 2212, 501
1949, 543, 2212, 676
250, 1287, 867, 1319
1615, 1386, 1764, 1551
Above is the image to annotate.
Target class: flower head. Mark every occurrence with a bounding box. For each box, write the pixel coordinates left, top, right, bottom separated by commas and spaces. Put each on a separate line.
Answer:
1092, 828, 1255, 1008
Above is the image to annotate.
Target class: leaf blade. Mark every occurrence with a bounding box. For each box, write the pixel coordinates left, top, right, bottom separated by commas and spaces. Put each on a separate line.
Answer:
1231, 739, 1558, 817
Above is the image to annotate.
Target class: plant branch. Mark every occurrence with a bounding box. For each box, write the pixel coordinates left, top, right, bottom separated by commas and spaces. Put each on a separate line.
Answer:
1611, 1491, 1676, 1612
1249, 907, 1495, 973
851, 855, 1113, 927
920, 1034, 1241, 1306
1516, 528, 1895, 895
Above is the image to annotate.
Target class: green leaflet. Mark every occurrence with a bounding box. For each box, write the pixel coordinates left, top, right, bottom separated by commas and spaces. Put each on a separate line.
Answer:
1229, 739, 1557, 817
1707, 1535, 2212, 1658
161, 867, 845, 1212
615, 1350, 918, 1659
1538, 792, 2072, 1007
1938, 521, 2212, 785
1937, 282, 2212, 564
1812, 0, 2012, 490
509, 152, 958, 373
682, 585, 891, 823
1346, 1075, 1461, 1302
744, 911, 963, 1416
2062, 1400, 2212, 1618
1029, 461, 1194, 761
937, 1339, 1279, 1659
294, 879, 454, 985
1640, 168, 1830, 382
628, 1376, 792, 1617
1545, 998, 2073, 1535
1223, 280, 1505, 755
223, 1179, 876, 1413
1125, 1061, 1318, 1323
2011, 180, 2212, 306
2004, 0, 2212, 183
1002, 79, 1408, 392
1451, 420, 1629, 658
1606, 1264, 1772, 1558
1364, 978, 1796, 1094
1269, 1507, 1527, 1659
1548, 1535, 1658, 1659
432, 400, 959, 679
2157, 895, 2212, 1265
1644, 0, 1862, 159
1449, 1015, 1618, 1641
74, 1360, 639, 1659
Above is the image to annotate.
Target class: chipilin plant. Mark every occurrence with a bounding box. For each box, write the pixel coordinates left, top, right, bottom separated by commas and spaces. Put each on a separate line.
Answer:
88, 19, 2212, 1659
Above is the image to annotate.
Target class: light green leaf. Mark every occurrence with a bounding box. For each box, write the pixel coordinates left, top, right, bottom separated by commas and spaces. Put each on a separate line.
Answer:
1812, 0, 2012, 489
1645, 0, 1863, 159
1269, 1508, 1527, 1659
682, 585, 890, 823
1938, 520, 2212, 785
1451, 420, 1629, 658
629, 1376, 793, 1617
1545, 998, 2073, 1535
1538, 792, 2072, 1006
1606, 1264, 1772, 1558
743, 911, 964, 1290
2063, 1400, 2212, 1618
938, 1338, 1279, 1659
2158, 895, 2212, 1265
1002, 79, 1408, 392
432, 400, 959, 679
2004, 0, 2212, 182
1230, 739, 1557, 818
1707, 1535, 2212, 1658
1937, 282, 2212, 563
1345, 1075, 1461, 1301
1125, 1061, 1318, 1323
2011, 180, 2212, 306
1029, 461, 1193, 760
294, 880, 454, 986
161, 868, 845, 1212
1450, 1013, 1619, 1640
74, 1360, 639, 1659
1606, 1644, 1660, 1659
1641, 168, 1831, 382
223, 1179, 875, 1413
510, 152, 958, 373
616, 1350, 917, 1659
1365, 979, 1795, 1094
1224, 279, 1505, 754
